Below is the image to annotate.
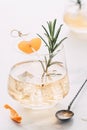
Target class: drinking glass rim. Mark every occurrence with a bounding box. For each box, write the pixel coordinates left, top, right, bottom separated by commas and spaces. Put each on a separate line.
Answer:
10, 44, 64, 71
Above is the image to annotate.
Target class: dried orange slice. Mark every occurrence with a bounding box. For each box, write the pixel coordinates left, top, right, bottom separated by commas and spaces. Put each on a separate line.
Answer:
18, 38, 41, 54
4, 104, 22, 123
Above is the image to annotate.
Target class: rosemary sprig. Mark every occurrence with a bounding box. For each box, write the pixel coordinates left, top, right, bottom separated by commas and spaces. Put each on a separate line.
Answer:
37, 19, 67, 76
76, 0, 82, 9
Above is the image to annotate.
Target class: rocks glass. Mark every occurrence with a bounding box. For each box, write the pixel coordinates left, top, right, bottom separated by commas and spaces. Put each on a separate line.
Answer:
8, 44, 69, 109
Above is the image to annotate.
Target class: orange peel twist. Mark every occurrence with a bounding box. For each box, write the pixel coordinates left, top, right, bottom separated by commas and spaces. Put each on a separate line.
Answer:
4, 104, 22, 123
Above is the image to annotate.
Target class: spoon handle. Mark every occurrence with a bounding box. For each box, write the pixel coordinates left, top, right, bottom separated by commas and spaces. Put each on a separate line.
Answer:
68, 79, 87, 110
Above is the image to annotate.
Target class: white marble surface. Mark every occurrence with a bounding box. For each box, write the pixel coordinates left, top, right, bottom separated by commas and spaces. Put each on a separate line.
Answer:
0, 0, 87, 129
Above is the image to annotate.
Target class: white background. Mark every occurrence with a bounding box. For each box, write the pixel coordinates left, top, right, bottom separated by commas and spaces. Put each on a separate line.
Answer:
0, 0, 87, 129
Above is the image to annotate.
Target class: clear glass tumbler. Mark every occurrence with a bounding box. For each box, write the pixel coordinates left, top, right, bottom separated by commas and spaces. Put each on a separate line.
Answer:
8, 44, 70, 109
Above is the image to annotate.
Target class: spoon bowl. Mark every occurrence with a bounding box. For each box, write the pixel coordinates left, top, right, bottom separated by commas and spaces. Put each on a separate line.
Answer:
55, 110, 74, 121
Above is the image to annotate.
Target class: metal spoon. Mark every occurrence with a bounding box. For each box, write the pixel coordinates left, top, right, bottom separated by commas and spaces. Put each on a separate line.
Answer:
55, 79, 87, 121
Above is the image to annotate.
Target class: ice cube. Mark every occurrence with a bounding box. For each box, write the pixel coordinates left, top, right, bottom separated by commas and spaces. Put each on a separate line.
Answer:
18, 71, 33, 82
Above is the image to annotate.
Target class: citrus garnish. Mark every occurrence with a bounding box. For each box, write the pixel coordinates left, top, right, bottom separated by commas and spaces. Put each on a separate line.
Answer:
18, 38, 41, 54
4, 104, 22, 123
